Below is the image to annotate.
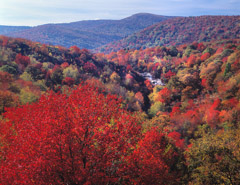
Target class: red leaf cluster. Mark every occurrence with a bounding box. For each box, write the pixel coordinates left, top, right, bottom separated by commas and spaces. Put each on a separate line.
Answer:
0, 84, 183, 184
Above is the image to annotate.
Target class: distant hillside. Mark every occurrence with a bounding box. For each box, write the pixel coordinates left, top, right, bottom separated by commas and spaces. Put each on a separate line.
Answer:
0, 25, 31, 35
0, 35, 150, 113
3, 13, 174, 49
98, 15, 240, 53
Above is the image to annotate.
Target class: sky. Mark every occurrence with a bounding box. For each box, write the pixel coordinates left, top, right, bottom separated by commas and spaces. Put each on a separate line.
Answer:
0, 0, 240, 26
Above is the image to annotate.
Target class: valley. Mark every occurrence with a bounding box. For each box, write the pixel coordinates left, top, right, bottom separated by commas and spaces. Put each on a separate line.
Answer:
0, 13, 240, 184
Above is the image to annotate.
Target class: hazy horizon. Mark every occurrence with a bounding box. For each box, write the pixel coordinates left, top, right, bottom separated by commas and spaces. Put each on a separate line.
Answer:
1, 0, 240, 26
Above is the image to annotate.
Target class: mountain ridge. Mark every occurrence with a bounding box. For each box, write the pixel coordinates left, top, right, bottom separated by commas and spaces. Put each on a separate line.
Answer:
98, 15, 240, 53
1, 13, 175, 49
0, 25, 31, 35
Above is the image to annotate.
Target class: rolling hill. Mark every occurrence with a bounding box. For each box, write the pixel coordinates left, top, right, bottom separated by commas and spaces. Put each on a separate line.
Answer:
98, 15, 240, 53
0, 25, 31, 35
2, 13, 174, 49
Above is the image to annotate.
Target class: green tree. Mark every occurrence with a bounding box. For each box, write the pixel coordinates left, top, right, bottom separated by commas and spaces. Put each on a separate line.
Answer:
148, 101, 165, 117
186, 125, 240, 185
51, 67, 63, 85
26, 64, 45, 81
110, 72, 121, 83
0, 63, 18, 75
63, 65, 80, 81
19, 87, 39, 104
0, 90, 19, 114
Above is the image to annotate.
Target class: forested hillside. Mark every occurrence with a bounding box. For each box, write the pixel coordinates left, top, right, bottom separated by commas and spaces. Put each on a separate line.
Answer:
1, 21, 240, 184
0, 36, 150, 114
0, 25, 31, 35
99, 16, 240, 53
98, 39, 240, 184
3, 13, 174, 49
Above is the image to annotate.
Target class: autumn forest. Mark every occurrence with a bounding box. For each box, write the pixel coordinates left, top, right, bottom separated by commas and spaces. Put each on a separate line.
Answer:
0, 14, 240, 184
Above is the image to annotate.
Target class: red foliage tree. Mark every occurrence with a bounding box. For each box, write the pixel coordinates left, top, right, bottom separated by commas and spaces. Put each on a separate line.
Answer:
224, 98, 239, 109
61, 62, 69, 68
83, 62, 97, 74
168, 131, 185, 149
126, 128, 184, 184
201, 78, 212, 91
135, 91, 144, 104
0, 85, 141, 184
170, 106, 180, 117
125, 73, 134, 86
216, 47, 224, 54
144, 79, 152, 91
15, 53, 30, 70
186, 55, 197, 67
126, 64, 132, 72
1, 36, 9, 47
0, 71, 13, 90
200, 52, 210, 61
183, 109, 201, 126
62, 77, 75, 86
69, 45, 81, 54
164, 70, 176, 80
157, 87, 172, 104
204, 99, 221, 127
197, 43, 206, 51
